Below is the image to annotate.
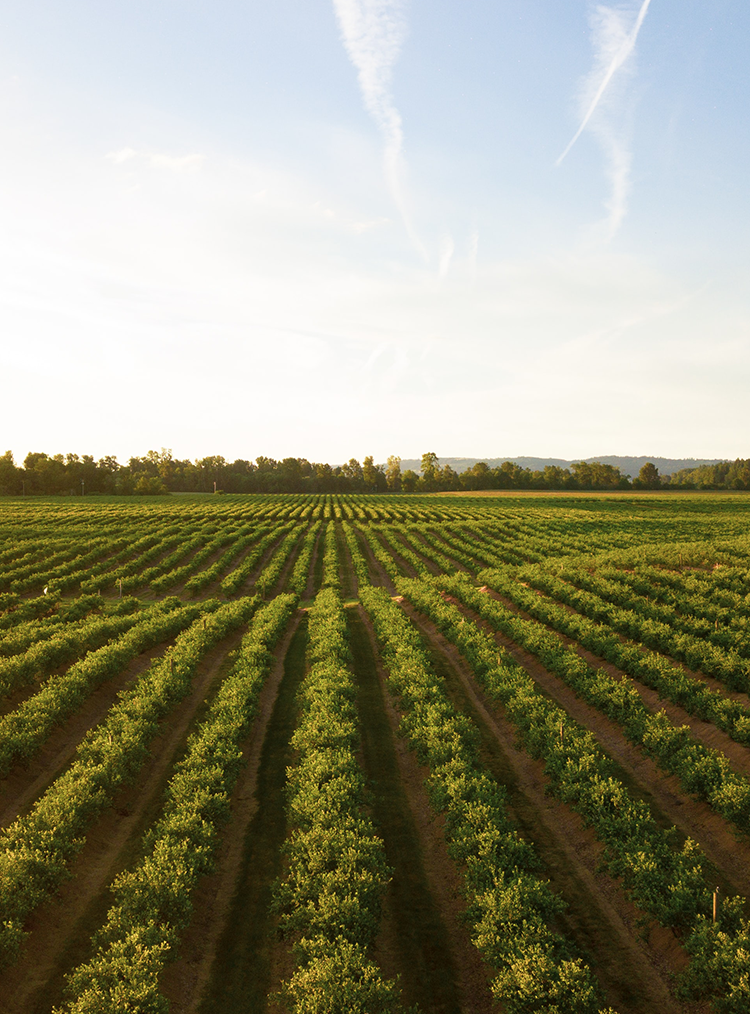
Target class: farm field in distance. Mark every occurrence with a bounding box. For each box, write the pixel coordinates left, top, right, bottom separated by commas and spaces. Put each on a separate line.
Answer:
1, 491, 750, 1014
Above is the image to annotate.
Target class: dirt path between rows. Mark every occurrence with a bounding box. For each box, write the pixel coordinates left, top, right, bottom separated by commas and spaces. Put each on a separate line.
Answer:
233, 530, 290, 598
194, 534, 266, 600
269, 529, 306, 597
0, 636, 180, 828
353, 528, 398, 594
527, 577, 750, 710
356, 605, 495, 1014
160, 612, 303, 1013
0, 626, 248, 1014
479, 587, 750, 837
398, 599, 696, 1014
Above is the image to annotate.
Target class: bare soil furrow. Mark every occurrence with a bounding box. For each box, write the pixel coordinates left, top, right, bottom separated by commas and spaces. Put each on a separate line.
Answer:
0, 626, 248, 1014
356, 605, 495, 1014
0, 637, 178, 827
161, 612, 303, 1014
399, 599, 693, 1014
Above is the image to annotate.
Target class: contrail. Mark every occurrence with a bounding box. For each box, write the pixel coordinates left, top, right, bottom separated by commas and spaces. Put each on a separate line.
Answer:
333, 1, 424, 254
556, 0, 652, 166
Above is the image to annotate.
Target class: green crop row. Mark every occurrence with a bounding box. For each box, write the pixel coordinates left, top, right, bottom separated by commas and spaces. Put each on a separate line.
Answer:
149, 525, 247, 594
0, 598, 145, 699
274, 587, 399, 1013
571, 563, 750, 648
449, 572, 750, 840
287, 521, 323, 596
396, 577, 750, 1012
341, 522, 370, 588
0, 598, 210, 775
183, 525, 270, 594
78, 527, 186, 593
355, 525, 402, 581
361, 584, 615, 1014
254, 526, 305, 596
130, 527, 219, 591
524, 567, 750, 691
54, 593, 297, 1014
219, 523, 295, 596
321, 521, 340, 589
0, 596, 258, 967
0, 592, 107, 657
479, 567, 750, 749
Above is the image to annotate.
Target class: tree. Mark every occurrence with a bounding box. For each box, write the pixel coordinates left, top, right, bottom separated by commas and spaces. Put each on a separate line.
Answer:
362, 456, 380, 491
420, 452, 439, 490
341, 459, 363, 487
0, 451, 20, 495
635, 462, 661, 490
401, 469, 419, 493
385, 455, 402, 492
439, 464, 461, 491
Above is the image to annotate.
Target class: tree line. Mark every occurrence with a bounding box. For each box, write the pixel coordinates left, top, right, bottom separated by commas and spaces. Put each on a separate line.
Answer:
0, 449, 746, 496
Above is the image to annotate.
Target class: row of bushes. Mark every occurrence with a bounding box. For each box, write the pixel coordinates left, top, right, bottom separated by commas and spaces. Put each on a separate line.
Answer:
184, 525, 270, 594
480, 567, 750, 750
0, 592, 104, 657
0, 598, 209, 775
526, 567, 750, 691
274, 587, 398, 1012
149, 525, 250, 595
608, 559, 750, 620
580, 563, 750, 644
397, 577, 750, 1012
0, 598, 145, 699
219, 522, 295, 596
253, 526, 306, 597
355, 525, 402, 581
361, 583, 613, 1014
0, 588, 62, 628
288, 521, 323, 596
452, 572, 750, 838
55, 593, 297, 1013
0, 596, 259, 967
321, 521, 340, 589
341, 522, 371, 589
79, 527, 185, 593
129, 526, 220, 592
0, 538, 107, 591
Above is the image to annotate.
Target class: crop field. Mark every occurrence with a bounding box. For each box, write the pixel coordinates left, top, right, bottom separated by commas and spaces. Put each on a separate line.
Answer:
1, 491, 750, 1014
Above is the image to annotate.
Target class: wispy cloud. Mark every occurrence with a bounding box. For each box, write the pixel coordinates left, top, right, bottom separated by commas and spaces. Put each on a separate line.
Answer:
557, 0, 653, 239
332, 1, 424, 253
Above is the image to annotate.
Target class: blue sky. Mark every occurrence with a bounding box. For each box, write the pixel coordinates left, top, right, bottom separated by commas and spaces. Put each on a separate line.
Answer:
1, 1, 748, 464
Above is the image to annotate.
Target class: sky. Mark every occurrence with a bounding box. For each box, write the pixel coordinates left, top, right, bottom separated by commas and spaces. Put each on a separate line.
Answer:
1, 0, 748, 466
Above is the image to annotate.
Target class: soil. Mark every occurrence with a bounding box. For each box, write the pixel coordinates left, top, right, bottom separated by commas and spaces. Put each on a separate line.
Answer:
0, 636, 180, 827
353, 527, 398, 594
160, 613, 303, 1013
398, 599, 703, 1014
355, 605, 496, 1014
0, 625, 249, 1014
472, 588, 750, 882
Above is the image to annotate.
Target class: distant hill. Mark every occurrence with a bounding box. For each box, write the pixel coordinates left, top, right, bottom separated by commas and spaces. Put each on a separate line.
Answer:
398, 456, 726, 479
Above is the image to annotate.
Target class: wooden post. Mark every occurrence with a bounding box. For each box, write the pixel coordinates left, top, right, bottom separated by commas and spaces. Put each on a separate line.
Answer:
713, 887, 720, 923
170, 657, 174, 673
